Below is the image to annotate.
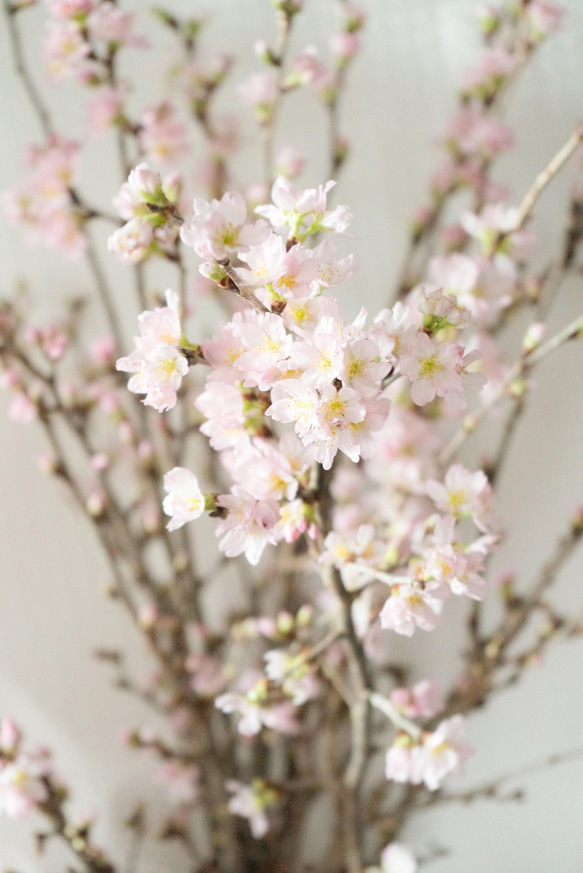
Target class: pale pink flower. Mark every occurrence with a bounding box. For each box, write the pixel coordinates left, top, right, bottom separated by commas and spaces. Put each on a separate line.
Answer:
461, 47, 515, 96
372, 302, 420, 360
415, 285, 472, 329
264, 649, 320, 705
139, 102, 188, 166
267, 379, 319, 436
461, 204, 535, 278
86, 84, 126, 137
237, 234, 318, 302
187, 654, 227, 698
282, 295, 340, 338
399, 334, 484, 413
181, 191, 269, 260
256, 176, 352, 239
385, 739, 415, 784
196, 382, 247, 451
308, 238, 358, 289
527, 1, 563, 39
275, 498, 312, 543
308, 384, 366, 468
379, 585, 442, 636
163, 467, 205, 532
287, 47, 332, 92
390, 681, 444, 721
8, 393, 37, 424
238, 72, 279, 121
0, 757, 48, 819
216, 682, 299, 736
341, 338, 391, 395
44, 20, 90, 81
226, 779, 276, 839
235, 313, 294, 390
87, 2, 145, 46
427, 463, 493, 531
444, 106, 513, 159
107, 216, 154, 264
330, 31, 360, 60
116, 291, 187, 412
411, 715, 473, 791
427, 253, 480, 313
288, 317, 345, 387
89, 335, 116, 367
216, 490, 279, 565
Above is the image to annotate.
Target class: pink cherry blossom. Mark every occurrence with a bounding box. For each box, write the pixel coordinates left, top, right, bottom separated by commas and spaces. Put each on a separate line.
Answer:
427, 463, 493, 531
216, 490, 280, 565
399, 333, 485, 413
379, 585, 442, 636
411, 715, 473, 790
226, 779, 277, 839
163, 467, 205, 531
0, 756, 48, 819
390, 681, 444, 720
181, 191, 269, 260
238, 72, 279, 121
256, 176, 352, 240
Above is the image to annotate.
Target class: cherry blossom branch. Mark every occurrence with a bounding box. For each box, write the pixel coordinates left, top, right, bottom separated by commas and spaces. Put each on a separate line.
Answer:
392, 7, 545, 301
419, 745, 583, 809
2, 0, 53, 138
439, 312, 583, 466
510, 124, 583, 232
261, 7, 294, 187
368, 692, 422, 740
37, 775, 117, 873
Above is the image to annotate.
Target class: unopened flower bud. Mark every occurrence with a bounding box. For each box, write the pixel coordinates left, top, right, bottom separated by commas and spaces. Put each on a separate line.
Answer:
522, 322, 546, 354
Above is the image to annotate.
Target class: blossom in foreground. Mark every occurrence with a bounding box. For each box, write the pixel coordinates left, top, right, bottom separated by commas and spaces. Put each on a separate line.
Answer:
162, 468, 205, 531
256, 175, 352, 239
180, 191, 268, 260
216, 490, 280, 565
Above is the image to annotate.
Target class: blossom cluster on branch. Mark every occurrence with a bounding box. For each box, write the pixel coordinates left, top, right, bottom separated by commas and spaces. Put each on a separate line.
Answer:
1, 1, 583, 872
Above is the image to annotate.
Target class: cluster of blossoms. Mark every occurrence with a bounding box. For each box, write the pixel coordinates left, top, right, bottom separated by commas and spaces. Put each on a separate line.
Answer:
114, 171, 492, 583
107, 163, 183, 264
107, 167, 502, 818
2, 135, 86, 258
44, 0, 144, 84
2, 0, 578, 870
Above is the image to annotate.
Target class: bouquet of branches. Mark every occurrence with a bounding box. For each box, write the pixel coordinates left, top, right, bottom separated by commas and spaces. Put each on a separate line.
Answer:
2, 1, 583, 871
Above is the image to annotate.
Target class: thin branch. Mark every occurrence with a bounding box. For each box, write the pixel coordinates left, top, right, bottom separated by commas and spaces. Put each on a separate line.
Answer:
511, 125, 583, 232
439, 312, 583, 466
3, 0, 53, 138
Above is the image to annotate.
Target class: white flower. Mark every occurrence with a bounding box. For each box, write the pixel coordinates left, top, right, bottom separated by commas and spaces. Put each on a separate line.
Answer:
162, 467, 205, 531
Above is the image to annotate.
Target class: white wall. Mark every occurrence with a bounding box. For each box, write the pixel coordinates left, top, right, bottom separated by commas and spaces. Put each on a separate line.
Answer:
1, 1, 583, 870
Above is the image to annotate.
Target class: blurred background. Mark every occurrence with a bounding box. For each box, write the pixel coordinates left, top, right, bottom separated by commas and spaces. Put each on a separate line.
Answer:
1, 1, 583, 870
